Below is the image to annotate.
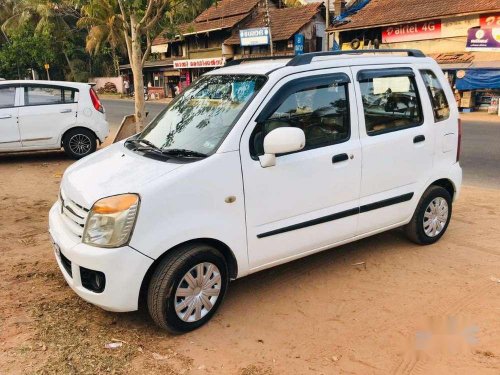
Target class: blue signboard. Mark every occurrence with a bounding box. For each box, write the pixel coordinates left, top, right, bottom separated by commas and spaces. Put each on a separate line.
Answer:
294, 34, 304, 55
240, 28, 270, 47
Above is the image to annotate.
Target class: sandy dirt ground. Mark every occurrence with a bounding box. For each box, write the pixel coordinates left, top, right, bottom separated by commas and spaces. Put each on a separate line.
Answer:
0, 151, 499, 375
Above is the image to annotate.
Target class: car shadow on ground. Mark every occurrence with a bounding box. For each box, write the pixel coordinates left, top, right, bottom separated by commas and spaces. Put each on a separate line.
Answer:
0, 150, 70, 164
114, 228, 411, 333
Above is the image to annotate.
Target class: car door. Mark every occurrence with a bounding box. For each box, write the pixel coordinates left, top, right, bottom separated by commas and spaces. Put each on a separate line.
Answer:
18, 85, 78, 148
240, 69, 361, 271
0, 85, 21, 150
351, 65, 434, 234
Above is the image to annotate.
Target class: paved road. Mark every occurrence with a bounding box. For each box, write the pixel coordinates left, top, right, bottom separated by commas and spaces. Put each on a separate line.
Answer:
461, 115, 500, 189
101, 98, 166, 134
102, 99, 500, 188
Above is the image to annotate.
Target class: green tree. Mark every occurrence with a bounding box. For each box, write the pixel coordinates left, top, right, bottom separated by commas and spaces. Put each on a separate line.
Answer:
2, 0, 81, 79
0, 25, 56, 79
78, 0, 126, 76
79, 0, 206, 131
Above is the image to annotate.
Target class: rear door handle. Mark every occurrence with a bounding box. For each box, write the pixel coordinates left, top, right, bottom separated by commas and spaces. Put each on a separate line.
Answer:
332, 153, 349, 164
0, 114, 12, 119
60, 109, 72, 113
413, 135, 425, 143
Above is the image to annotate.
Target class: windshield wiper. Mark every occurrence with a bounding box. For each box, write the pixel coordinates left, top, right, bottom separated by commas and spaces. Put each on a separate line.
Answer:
160, 148, 208, 158
125, 138, 162, 151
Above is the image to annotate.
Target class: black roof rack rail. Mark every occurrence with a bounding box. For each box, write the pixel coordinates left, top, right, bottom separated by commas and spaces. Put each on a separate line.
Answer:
286, 49, 426, 67
225, 55, 292, 67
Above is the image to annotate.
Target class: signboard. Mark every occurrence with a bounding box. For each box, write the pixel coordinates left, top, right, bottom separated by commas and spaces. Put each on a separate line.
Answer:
239, 27, 270, 47
480, 12, 500, 28
294, 34, 304, 55
466, 28, 500, 51
382, 19, 441, 43
173, 57, 225, 69
441, 14, 479, 38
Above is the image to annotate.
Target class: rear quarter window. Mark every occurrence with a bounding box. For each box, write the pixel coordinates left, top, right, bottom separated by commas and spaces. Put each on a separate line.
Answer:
420, 70, 450, 122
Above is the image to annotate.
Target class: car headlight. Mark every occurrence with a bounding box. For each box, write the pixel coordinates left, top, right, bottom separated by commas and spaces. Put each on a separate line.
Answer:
83, 194, 140, 248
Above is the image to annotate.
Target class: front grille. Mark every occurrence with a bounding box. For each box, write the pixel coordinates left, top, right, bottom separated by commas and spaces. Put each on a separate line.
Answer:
59, 189, 89, 239
60, 251, 72, 277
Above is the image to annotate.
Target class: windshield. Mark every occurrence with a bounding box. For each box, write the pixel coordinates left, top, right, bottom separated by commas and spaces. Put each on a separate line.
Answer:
137, 74, 267, 155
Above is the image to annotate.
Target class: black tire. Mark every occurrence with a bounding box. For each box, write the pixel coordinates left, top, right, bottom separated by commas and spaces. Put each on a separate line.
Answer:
62, 128, 97, 159
405, 185, 452, 245
147, 243, 229, 333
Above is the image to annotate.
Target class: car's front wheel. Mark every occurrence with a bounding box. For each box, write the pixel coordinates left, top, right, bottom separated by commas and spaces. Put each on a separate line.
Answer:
147, 243, 229, 333
405, 185, 453, 245
63, 128, 97, 159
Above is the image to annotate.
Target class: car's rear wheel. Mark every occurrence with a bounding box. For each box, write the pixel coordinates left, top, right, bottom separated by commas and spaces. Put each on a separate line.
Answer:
147, 243, 228, 333
405, 185, 452, 245
63, 128, 97, 159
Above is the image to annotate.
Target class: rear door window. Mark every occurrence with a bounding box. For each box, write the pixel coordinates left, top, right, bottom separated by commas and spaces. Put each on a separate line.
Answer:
23, 86, 78, 106
25, 86, 63, 105
358, 68, 423, 135
0, 86, 16, 108
420, 70, 450, 122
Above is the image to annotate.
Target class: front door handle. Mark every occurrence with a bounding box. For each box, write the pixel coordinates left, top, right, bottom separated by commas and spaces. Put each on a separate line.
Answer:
0, 114, 12, 119
60, 109, 72, 113
413, 135, 426, 143
332, 153, 349, 164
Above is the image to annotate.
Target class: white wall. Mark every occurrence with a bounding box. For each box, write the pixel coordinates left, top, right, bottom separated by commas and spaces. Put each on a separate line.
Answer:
88, 76, 125, 94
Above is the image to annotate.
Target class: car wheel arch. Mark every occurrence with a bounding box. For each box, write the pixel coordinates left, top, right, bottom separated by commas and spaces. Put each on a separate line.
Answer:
61, 126, 99, 146
428, 178, 455, 200
138, 238, 238, 308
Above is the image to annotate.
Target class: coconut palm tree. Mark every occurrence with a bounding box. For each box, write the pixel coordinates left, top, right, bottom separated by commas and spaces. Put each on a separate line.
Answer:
78, 0, 126, 75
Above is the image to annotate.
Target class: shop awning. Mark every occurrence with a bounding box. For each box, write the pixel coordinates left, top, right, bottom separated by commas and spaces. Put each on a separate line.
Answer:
456, 69, 500, 90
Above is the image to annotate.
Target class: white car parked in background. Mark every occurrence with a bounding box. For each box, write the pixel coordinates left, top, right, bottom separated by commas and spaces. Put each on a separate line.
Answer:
49, 50, 462, 333
0, 80, 108, 159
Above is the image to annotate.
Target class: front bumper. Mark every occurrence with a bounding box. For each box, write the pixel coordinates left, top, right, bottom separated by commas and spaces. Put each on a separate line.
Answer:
48, 202, 153, 312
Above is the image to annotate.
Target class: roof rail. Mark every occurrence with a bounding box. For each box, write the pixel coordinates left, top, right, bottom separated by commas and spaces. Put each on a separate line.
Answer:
286, 49, 426, 67
225, 55, 292, 67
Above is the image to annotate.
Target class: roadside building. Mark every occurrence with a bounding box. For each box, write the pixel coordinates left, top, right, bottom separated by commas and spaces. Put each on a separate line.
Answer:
326, 0, 500, 111
122, 0, 325, 98
224, 3, 325, 59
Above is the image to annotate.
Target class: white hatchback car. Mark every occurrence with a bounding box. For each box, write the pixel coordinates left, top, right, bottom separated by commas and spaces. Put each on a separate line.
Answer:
49, 50, 462, 332
0, 80, 109, 158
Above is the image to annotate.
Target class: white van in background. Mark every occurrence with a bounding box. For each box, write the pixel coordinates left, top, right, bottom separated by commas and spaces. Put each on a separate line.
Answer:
0, 80, 109, 159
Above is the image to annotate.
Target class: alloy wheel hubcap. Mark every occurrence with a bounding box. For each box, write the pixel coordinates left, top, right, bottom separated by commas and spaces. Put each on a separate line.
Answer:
69, 134, 91, 155
174, 262, 221, 323
423, 197, 448, 237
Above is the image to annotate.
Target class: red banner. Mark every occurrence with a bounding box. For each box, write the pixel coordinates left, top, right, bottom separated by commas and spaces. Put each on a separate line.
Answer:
480, 12, 500, 28
382, 20, 441, 43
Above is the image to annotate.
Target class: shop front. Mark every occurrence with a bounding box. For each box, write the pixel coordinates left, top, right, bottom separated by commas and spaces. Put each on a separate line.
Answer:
120, 59, 180, 99
173, 57, 226, 91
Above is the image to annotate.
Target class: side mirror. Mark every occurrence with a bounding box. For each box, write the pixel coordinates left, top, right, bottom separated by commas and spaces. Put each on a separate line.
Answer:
259, 127, 305, 168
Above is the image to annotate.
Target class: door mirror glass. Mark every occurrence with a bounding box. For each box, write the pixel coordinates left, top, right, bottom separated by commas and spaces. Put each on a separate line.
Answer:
259, 126, 305, 168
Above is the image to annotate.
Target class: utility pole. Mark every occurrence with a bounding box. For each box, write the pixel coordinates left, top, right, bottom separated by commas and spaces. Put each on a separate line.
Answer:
326, 0, 330, 50
264, 0, 274, 57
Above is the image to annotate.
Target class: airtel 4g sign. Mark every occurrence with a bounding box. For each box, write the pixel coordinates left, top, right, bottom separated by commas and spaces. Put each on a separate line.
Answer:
382, 20, 441, 43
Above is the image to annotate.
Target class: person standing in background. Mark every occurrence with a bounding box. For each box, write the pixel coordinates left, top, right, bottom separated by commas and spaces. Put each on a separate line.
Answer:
124, 80, 130, 96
